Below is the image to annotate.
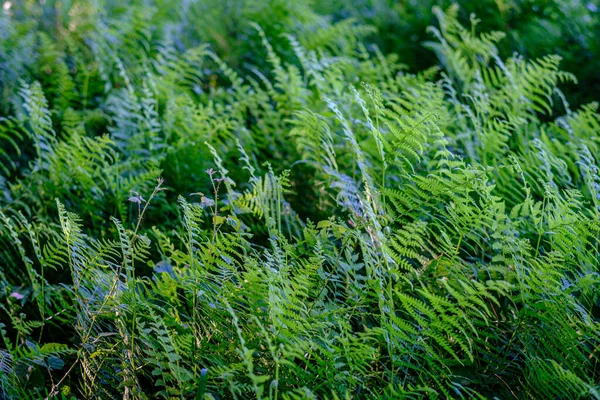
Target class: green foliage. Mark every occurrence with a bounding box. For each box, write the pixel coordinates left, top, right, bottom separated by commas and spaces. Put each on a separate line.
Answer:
0, 1, 599, 399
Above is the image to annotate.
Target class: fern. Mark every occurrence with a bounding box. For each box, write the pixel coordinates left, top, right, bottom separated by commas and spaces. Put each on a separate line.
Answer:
0, 2, 599, 399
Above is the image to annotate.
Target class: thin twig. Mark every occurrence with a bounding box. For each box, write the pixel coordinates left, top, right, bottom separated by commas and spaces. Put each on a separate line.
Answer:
495, 373, 518, 399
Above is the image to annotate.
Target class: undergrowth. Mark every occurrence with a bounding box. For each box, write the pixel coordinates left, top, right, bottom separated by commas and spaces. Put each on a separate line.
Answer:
0, 1, 599, 399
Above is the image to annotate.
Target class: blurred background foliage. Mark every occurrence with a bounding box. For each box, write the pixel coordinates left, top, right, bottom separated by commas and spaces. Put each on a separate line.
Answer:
3, 0, 599, 110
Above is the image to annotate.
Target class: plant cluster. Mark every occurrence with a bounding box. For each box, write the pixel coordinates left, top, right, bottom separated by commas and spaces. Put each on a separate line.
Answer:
0, 1, 599, 399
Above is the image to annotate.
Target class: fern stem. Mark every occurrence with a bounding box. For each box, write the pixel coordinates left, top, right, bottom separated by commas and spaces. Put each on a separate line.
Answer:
82, 70, 90, 109
534, 232, 543, 258
277, 179, 282, 235
455, 232, 464, 254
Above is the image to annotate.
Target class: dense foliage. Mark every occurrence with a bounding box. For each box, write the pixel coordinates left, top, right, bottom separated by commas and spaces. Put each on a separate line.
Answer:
1, 0, 600, 398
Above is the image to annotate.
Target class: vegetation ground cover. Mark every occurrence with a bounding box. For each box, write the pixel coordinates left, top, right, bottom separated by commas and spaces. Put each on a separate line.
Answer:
1, 1, 600, 398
